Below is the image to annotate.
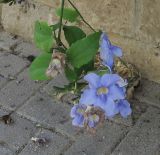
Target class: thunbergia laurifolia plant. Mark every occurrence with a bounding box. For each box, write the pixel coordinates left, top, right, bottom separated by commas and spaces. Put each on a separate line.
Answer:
1, 0, 141, 132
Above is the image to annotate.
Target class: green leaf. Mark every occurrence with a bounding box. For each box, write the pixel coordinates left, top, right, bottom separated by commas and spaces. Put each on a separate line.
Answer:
34, 21, 54, 53
63, 26, 86, 46
50, 23, 60, 31
29, 53, 52, 80
0, 0, 13, 3
96, 69, 110, 76
65, 65, 78, 82
67, 31, 101, 68
56, 8, 79, 23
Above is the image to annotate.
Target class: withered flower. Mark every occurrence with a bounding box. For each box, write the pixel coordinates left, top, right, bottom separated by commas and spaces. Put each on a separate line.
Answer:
46, 51, 65, 78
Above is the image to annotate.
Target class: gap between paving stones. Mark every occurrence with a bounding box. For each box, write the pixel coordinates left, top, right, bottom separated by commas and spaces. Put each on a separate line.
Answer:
0, 106, 73, 155
0, 57, 29, 92
15, 103, 77, 141
112, 107, 160, 155
0, 109, 38, 154
15, 102, 131, 146
111, 105, 159, 155
17, 128, 74, 155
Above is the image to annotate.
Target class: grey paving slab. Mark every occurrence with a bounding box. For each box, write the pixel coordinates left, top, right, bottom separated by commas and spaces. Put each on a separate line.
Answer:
15, 41, 41, 57
135, 79, 160, 108
0, 108, 37, 153
0, 52, 4, 56
42, 74, 69, 96
0, 69, 43, 110
19, 129, 70, 155
0, 31, 21, 52
0, 107, 11, 116
112, 107, 160, 155
64, 121, 128, 155
0, 76, 7, 88
0, 54, 28, 78
0, 145, 13, 155
17, 92, 83, 139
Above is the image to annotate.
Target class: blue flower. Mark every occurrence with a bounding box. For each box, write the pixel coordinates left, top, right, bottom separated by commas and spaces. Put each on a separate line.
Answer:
70, 104, 100, 128
86, 113, 100, 128
115, 100, 132, 118
80, 73, 126, 117
70, 104, 86, 127
100, 33, 123, 69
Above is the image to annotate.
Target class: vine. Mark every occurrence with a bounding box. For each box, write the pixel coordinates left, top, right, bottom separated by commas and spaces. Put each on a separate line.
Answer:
0, 0, 141, 132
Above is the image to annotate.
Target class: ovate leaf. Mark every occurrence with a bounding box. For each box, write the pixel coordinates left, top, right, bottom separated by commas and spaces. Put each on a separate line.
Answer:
56, 8, 79, 23
67, 32, 101, 68
65, 65, 78, 82
63, 25, 86, 46
34, 21, 54, 53
29, 53, 52, 80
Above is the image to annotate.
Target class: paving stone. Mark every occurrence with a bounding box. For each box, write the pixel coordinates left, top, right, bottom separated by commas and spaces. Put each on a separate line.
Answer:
64, 121, 128, 155
14, 40, 41, 57
0, 52, 4, 56
112, 107, 160, 155
0, 69, 43, 110
0, 31, 21, 52
0, 76, 7, 88
19, 129, 70, 155
135, 79, 160, 108
42, 74, 69, 96
109, 115, 133, 127
0, 54, 28, 78
16, 92, 83, 138
0, 108, 37, 153
0, 145, 13, 155
0, 107, 11, 116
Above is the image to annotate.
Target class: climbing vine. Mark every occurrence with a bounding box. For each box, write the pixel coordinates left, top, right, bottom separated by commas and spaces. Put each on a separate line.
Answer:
1, 0, 140, 132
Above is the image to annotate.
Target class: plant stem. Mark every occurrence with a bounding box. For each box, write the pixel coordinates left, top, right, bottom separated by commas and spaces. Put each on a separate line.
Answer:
58, 0, 65, 45
67, 0, 96, 32
74, 81, 77, 92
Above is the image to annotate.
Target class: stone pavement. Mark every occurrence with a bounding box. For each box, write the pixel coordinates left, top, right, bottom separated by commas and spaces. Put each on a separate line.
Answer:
0, 30, 160, 155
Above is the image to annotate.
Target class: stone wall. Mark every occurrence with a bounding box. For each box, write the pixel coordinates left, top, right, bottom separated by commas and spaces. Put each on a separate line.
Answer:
0, 4, 2, 24
0, 0, 160, 83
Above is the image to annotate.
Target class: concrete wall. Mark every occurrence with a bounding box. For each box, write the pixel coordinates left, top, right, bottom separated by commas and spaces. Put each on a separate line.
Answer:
0, 0, 160, 83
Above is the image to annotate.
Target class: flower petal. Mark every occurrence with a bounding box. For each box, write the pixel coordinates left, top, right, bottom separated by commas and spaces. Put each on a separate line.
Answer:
104, 98, 118, 118
100, 44, 113, 67
72, 115, 84, 127
111, 45, 123, 57
88, 119, 95, 128
80, 89, 97, 106
119, 100, 132, 118
70, 105, 77, 118
93, 97, 106, 110
84, 73, 100, 88
109, 85, 125, 100
101, 74, 120, 87
101, 33, 111, 46
117, 78, 128, 87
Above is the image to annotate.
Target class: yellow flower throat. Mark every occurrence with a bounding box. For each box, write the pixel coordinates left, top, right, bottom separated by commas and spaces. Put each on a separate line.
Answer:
97, 87, 109, 95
